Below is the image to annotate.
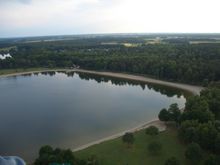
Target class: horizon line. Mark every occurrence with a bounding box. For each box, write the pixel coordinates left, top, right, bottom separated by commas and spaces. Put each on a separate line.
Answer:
1, 32, 220, 39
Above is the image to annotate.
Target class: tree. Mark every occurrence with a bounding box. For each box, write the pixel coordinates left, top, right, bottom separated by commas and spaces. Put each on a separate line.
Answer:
164, 157, 180, 165
183, 127, 199, 143
39, 145, 53, 157
201, 88, 220, 118
145, 126, 159, 136
185, 96, 209, 112
197, 122, 218, 150
214, 133, 220, 154
62, 149, 75, 164
35, 146, 78, 165
180, 110, 214, 123
168, 103, 181, 123
185, 143, 202, 163
204, 154, 219, 165
158, 108, 170, 121
178, 120, 200, 143
122, 132, 134, 147
87, 155, 99, 165
147, 141, 162, 155
214, 120, 220, 132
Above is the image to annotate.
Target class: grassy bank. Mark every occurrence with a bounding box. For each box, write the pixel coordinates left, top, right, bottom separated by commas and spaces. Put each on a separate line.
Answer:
75, 128, 188, 165
0, 68, 48, 75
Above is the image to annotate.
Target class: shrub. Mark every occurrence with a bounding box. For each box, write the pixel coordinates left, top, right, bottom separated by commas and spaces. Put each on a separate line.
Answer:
145, 126, 159, 136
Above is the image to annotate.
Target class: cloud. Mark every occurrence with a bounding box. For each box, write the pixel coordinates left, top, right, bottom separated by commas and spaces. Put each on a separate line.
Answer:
0, 0, 220, 37
0, 0, 32, 5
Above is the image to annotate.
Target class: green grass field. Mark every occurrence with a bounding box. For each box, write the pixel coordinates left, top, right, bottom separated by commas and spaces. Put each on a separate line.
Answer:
75, 128, 189, 165
0, 68, 67, 76
0, 68, 46, 75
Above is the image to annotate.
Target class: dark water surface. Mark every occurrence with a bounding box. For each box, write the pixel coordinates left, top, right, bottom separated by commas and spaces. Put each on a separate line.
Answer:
0, 71, 186, 162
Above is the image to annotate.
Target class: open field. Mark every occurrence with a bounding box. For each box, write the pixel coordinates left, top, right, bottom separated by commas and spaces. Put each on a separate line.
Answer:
75, 128, 190, 165
72, 120, 166, 152
0, 68, 50, 75
0, 46, 16, 51
189, 40, 220, 44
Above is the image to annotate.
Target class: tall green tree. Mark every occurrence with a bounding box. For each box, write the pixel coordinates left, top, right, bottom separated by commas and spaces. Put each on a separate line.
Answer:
185, 143, 202, 164
122, 132, 135, 147
145, 126, 159, 136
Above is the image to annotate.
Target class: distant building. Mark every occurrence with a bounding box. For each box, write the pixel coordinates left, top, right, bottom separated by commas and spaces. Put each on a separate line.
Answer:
71, 64, 80, 69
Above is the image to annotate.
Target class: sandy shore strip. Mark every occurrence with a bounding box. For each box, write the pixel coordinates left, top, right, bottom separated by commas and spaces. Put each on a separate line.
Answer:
73, 69, 204, 95
72, 119, 165, 152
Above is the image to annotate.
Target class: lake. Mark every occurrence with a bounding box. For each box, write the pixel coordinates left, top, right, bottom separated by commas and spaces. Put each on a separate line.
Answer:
0, 71, 186, 162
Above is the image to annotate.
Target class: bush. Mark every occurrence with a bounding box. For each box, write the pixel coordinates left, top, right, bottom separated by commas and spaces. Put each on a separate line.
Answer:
164, 157, 180, 165
158, 108, 170, 121
145, 126, 159, 136
185, 143, 202, 163
204, 154, 219, 165
122, 132, 135, 147
35, 146, 76, 165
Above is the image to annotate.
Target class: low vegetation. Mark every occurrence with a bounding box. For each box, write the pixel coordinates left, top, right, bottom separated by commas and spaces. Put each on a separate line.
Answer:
74, 128, 187, 165
122, 132, 135, 148
164, 157, 180, 165
145, 126, 159, 136
34, 145, 99, 165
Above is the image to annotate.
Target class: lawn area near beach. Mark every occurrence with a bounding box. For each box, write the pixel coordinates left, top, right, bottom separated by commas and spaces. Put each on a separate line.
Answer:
75, 128, 188, 165
0, 68, 46, 75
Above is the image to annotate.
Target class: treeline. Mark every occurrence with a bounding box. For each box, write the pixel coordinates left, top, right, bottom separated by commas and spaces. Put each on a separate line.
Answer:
159, 85, 220, 164
1, 38, 220, 84
35, 145, 98, 165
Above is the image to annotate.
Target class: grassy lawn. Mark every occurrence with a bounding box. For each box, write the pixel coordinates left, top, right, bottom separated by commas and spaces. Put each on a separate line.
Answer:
0, 68, 60, 75
75, 128, 189, 165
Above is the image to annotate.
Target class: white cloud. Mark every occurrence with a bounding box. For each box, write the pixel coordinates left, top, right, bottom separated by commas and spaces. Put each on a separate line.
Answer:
0, 0, 220, 37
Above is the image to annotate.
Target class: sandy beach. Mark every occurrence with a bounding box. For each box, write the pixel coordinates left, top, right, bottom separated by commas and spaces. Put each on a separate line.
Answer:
73, 69, 203, 95
72, 119, 166, 152
0, 68, 204, 152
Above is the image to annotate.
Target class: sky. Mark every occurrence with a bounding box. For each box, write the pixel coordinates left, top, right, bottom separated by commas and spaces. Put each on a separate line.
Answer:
0, 0, 220, 38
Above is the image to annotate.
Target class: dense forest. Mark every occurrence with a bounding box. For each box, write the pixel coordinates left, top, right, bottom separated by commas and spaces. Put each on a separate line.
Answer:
0, 34, 220, 85
158, 83, 220, 164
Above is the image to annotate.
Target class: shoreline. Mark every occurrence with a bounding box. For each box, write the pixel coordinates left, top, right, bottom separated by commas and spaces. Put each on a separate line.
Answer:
72, 119, 165, 152
0, 68, 204, 153
0, 68, 203, 95
73, 69, 203, 95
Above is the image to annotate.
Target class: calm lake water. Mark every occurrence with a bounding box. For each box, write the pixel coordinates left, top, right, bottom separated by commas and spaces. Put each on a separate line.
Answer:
0, 71, 186, 162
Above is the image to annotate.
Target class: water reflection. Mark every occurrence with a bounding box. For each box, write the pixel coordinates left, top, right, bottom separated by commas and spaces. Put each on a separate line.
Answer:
0, 71, 186, 162
41, 71, 56, 76
74, 72, 187, 98
15, 70, 189, 98
16, 70, 188, 99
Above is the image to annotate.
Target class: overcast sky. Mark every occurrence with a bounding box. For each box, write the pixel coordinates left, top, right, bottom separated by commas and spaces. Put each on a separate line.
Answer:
0, 0, 220, 38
